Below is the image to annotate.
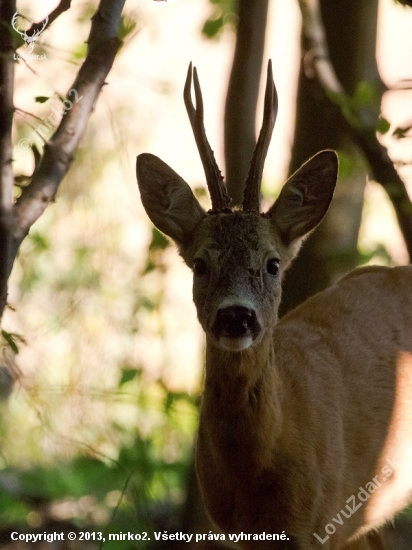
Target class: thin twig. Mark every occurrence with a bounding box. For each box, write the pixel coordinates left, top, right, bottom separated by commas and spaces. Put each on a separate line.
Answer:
26, 0, 72, 35
0, 0, 17, 315
298, 0, 412, 261
15, 107, 46, 124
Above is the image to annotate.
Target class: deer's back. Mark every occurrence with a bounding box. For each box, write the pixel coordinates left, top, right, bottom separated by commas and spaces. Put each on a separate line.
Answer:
275, 265, 412, 540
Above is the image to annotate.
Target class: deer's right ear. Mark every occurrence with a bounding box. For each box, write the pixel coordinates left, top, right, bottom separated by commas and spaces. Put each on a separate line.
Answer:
136, 153, 205, 244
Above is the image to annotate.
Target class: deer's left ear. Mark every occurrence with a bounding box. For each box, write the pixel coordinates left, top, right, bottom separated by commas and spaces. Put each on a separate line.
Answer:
266, 150, 338, 245
136, 153, 205, 244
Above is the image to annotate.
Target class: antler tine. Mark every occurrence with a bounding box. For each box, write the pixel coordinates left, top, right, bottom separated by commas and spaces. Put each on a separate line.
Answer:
243, 60, 278, 212
184, 63, 231, 212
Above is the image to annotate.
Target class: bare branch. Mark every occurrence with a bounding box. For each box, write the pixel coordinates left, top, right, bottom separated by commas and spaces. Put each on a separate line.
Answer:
0, 0, 16, 315
26, 0, 72, 36
11, 0, 126, 258
298, 0, 412, 261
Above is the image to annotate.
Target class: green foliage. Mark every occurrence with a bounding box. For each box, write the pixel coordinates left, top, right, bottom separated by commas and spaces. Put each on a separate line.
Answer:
376, 116, 411, 140
202, 0, 237, 39
2, 20, 26, 49
119, 367, 141, 386
0, 371, 197, 541
149, 228, 169, 252
394, 0, 412, 7
376, 116, 390, 135
326, 80, 385, 132
202, 17, 226, 39
70, 42, 88, 62
335, 149, 359, 179
143, 227, 170, 274
34, 96, 51, 104
0, 492, 31, 525
351, 81, 377, 109
119, 15, 138, 42
393, 125, 412, 139
1, 330, 25, 354
358, 243, 394, 266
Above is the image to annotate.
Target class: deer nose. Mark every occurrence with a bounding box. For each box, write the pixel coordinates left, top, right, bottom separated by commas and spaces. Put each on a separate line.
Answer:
214, 306, 259, 339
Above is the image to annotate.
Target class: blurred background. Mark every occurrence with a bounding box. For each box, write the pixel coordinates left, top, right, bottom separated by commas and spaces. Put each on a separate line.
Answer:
1, 0, 412, 547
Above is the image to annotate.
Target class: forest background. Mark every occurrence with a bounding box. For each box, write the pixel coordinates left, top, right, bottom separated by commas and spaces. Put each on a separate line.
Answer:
1, 0, 412, 547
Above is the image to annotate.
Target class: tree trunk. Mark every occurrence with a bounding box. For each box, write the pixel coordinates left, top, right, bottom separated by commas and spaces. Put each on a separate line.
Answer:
0, 0, 16, 319
224, 0, 269, 206
280, 0, 383, 316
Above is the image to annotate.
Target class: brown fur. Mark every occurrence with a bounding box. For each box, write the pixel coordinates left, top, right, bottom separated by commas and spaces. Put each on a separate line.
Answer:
197, 266, 412, 548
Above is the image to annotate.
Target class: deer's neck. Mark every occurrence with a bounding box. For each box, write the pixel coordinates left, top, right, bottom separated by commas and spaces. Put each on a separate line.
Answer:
200, 333, 283, 473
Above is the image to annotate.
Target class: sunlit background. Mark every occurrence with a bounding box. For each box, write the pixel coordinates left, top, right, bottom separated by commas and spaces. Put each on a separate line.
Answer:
1, 0, 412, 541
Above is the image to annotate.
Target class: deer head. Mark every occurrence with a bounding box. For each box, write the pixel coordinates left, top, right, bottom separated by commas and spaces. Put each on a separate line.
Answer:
12, 12, 49, 53
136, 62, 338, 352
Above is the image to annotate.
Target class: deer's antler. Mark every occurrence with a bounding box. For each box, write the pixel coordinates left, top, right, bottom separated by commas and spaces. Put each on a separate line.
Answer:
243, 60, 278, 212
184, 63, 231, 212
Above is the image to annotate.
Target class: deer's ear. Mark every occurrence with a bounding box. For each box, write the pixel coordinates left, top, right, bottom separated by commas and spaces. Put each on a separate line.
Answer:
266, 150, 338, 245
136, 153, 205, 244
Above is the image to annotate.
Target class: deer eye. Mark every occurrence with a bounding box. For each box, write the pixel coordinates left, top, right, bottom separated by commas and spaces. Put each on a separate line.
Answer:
193, 258, 207, 277
266, 258, 280, 276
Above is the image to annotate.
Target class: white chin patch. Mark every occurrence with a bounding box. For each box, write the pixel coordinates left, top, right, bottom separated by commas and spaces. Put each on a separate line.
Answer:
219, 335, 253, 351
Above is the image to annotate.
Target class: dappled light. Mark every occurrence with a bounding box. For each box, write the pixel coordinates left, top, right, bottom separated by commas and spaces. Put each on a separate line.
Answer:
366, 350, 412, 526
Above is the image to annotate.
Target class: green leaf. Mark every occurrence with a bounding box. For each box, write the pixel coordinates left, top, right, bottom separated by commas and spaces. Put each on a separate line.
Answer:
358, 243, 393, 266
334, 149, 358, 179
142, 260, 155, 275
0, 491, 31, 527
0, 21, 26, 49
202, 0, 236, 39
352, 81, 377, 109
149, 227, 169, 251
119, 15, 137, 41
394, 0, 412, 6
2, 330, 19, 354
393, 125, 411, 139
376, 117, 390, 135
14, 174, 31, 185
70, 43, 87, 63
202, 16, 224, 39
137, 296, 156, 311
30, 231, 50, 252
119, 368, 140, 386
34, 96, 50, 104
193, 186, 207, 199
32, 144, 42, 168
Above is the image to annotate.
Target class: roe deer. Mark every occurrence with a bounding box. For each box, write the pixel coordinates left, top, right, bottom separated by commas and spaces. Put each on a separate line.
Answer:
136, 61, 412, 549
